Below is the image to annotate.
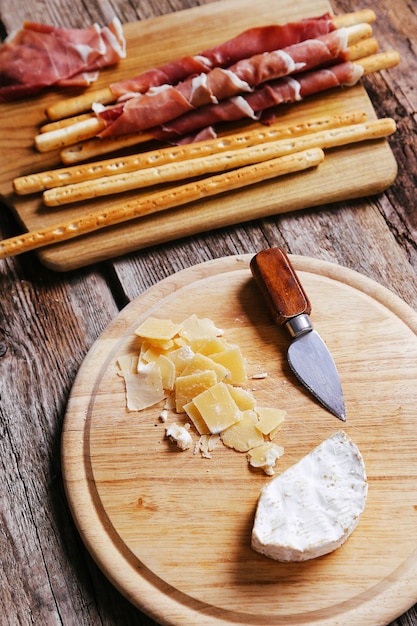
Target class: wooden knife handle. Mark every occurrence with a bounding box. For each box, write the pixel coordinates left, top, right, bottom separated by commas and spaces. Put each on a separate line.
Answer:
250, 248, 311, 326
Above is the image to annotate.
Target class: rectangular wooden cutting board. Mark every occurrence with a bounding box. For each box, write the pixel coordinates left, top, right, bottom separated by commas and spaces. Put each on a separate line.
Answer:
0, 0, 398, 271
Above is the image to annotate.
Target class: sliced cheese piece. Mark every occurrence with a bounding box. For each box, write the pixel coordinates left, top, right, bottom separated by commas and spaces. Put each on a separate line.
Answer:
210, 345, 247, 385
175, 369, 217, 413
190, 337, 227, 355
220, 409, 264, 452
118, 366, 165, 411
192, 381, 242, 434
117, 353, 139, 373
227, 385, 256, 411
181, 352, 230, 382
139, 341, 165, 366
251, 431, 368, 562
183, 400, 211, 435
247, 442, 285, 475
144, 337, 175, 350
179, 314, 223, 342
135, 316, 183, 341
155, 354, 176, 390
255, 407, 286, 438
167, 345, 194, 374
165, 423, 193, 450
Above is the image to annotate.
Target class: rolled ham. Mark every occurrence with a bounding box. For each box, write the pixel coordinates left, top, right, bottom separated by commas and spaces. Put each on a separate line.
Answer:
0, 18, 126, 101
150, 61, 364, 142
97, 28, 350, 138
109, 14, 336, 98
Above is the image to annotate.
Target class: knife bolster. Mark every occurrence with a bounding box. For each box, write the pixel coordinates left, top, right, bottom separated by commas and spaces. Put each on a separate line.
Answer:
285, 313, 313, 338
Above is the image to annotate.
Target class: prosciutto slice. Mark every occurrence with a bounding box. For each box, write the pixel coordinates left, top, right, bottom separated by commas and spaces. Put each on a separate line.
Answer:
0, 18, 126, 101
97, 29, 350, 138
109, 13, 336, 98
150, 61, 364, 142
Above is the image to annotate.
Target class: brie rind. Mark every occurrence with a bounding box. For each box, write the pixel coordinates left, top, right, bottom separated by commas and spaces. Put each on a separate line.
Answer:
251, 431, 368, 562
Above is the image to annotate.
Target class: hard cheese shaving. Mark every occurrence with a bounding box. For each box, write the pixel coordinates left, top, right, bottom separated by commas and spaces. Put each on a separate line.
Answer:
117, 314, 285, 474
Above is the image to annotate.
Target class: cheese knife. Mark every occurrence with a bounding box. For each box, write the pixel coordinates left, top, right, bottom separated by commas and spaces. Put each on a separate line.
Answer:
250, 248, 346, 421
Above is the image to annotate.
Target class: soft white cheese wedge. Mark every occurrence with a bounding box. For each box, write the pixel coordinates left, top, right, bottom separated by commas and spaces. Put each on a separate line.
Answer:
251, 431, 368, 562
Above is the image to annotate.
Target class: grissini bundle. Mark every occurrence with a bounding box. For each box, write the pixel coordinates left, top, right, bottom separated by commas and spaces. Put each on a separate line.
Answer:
34, 24, 374, 153
57, 47, 398, 165
44, 9, 376, 122
39, 34, 377, 137
14, 111, 367, 195
37, 35, 378, 136
41, 118, 396, 207
0, 148, 324, 259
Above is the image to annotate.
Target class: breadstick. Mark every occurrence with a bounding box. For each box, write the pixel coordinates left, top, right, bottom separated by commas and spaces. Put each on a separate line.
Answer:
0, 149, 324, 260
35, 117, 105, 152
358, 50, 400, 74
46, 87, 114, 122
42, 141, 317, 206
34, 26, 373, 154
42, 118, 395, 207
15, 111, 367, 195
345, 37, 378, 62
60, 131, 154, 164
332, 9, 375, 28
44, 9, 377, 122
40, 112, 95, 133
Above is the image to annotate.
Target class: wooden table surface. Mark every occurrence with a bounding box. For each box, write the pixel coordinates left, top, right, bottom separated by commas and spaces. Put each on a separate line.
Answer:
0, 0, 416, 624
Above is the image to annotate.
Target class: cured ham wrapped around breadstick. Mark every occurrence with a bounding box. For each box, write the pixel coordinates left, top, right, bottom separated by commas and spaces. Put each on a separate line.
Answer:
150, 60, 366, 142
113, 15, 338, 99
56, 50, 398, 163
46, 13, 340, 120
95, 26, 367, 138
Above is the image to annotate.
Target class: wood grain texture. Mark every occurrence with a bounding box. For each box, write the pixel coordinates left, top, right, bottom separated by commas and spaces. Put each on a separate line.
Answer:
62, 254, 417, 625
0, 0, 397, 271
1, 1, 417, 625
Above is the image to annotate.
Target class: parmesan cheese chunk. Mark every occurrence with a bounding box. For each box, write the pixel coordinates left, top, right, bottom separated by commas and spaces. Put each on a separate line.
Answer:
220, 409, 264, 452
135, 317, 183, 341
179, 314, 223, 341
192, 381, 242, 434
183, 400, 211, 435
167, 345, 194, 374
118, 367, 165, 411
175, 369, 217, 413
190, 337, 227, 355
251, 431, 368, 562
210, 345, 247, 385
154, 354, 176, 390
117, 353, 139, 373
255, 407, 286, 438
227, 385, 256, 410
181, 352, 230, 382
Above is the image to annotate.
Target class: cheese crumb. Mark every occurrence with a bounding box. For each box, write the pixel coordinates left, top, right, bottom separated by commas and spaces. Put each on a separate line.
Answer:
159, 409, 168, 422
165, 422, 193, 450
194, 434, 221, 458
252, 372, 268, 380
247, 442, 285, 475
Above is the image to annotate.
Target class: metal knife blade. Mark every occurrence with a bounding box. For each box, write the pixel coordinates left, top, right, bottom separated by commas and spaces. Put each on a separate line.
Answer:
250, 247, 346, 421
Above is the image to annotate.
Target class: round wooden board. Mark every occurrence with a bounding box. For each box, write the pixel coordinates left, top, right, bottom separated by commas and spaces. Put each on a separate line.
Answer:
62, 254, 417, 626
